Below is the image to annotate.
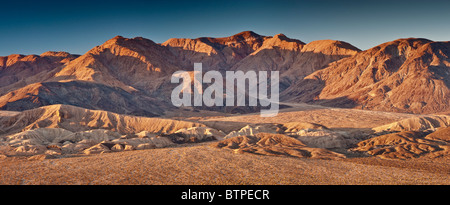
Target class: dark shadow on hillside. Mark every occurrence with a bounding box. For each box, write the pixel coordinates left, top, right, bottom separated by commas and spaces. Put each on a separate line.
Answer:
152, 46, 357, 116
0, 81, 165, 117
280, 77, 361, 110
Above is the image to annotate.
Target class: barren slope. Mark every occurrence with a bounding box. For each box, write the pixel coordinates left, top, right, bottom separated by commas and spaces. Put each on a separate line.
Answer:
202, 103, 419, 130
0, 52, 79, 95
162, 31, 268, 71
283, 38, 450, 114
0, 104, 204, 136
0, 81, 165, 116
213, 132, 345, 159
53, 36, 181, 93
351, 131, 450, 159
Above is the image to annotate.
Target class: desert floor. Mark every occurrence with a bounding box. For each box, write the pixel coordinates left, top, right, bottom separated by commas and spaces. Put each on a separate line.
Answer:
0, 103, 448, 185
0, 142, 448, 185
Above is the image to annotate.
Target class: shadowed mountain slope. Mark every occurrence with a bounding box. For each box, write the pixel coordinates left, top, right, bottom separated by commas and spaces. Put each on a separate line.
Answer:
282, 38, 450, 114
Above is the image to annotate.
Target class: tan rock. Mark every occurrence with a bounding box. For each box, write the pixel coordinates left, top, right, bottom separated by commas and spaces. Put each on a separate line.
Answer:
45, 149, 61, 155
111, 144, 124, 152
83, 143, 110, 155
28, 154, 48, 161
124, 145, 134, 151
14, 144, 47, 155
175, 127, 226, 141
294, 129, 355, 149
224, 125, 277, 139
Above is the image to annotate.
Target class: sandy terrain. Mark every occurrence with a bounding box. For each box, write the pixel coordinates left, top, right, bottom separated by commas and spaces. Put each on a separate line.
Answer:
0, 142, 448, 185
201, 103, 420, 130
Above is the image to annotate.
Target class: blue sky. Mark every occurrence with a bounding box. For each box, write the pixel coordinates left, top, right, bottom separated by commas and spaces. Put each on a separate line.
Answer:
1, 0, 449, 56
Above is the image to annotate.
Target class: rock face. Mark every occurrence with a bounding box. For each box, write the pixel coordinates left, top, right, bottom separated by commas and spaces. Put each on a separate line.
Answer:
0, 36, 182, 116
283, 38, 450, 114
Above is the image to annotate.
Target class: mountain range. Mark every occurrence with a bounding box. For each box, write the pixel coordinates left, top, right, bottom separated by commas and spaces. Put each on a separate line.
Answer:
0, 31, 448, 116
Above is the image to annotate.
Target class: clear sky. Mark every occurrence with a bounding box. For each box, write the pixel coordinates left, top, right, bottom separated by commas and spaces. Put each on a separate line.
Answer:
1, 0, 449, 56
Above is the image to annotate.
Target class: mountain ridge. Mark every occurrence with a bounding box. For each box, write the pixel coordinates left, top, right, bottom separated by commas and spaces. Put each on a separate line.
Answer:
0, 32, 448, 116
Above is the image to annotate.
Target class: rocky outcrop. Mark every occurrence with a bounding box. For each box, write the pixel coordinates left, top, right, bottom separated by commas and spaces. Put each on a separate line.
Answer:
0, 127, 176, 156
213, 132, 345, 159
294, 129, 356, 149
351, 130, 450, 159
372, 115, 450, 133
224, 124, 279, 139
5, 128, 73, 146
174, 127, 226, 141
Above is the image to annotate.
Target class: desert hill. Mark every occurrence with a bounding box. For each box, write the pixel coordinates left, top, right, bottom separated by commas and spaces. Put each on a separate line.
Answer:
213, 132, 345, 159
372, 115, 450, 133
282, 38, 450, 114
0, 52, 79, 95
231, 37, 360, 89
0, 52, 78, 86
0, 104, 204, 136
351, 130, 450, 159
53, 35, 181, 93
0, 81, 166, 116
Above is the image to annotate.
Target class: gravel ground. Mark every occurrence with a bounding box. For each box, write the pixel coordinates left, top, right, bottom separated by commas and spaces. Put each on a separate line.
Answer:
1, 143, 448, 185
